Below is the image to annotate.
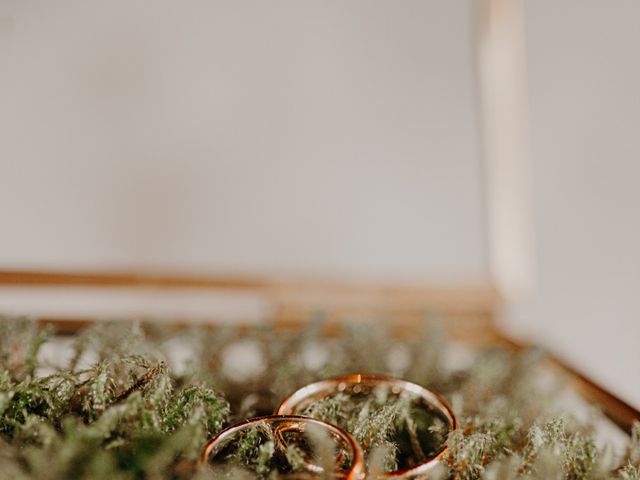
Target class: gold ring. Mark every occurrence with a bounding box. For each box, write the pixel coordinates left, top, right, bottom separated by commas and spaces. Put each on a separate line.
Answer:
201, 414, 365, 479
276, 374, 458, 478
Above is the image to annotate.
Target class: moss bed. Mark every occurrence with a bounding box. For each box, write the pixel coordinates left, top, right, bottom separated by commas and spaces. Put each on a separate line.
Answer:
0, 318, 637, 479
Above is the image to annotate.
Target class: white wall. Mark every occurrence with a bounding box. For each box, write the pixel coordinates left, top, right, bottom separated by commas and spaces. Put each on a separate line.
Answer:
0, 1, 487, 282
508, 0, 640, 406
1, 0, 639, 406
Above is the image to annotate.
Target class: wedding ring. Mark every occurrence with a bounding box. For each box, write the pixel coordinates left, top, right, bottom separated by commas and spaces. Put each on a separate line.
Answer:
201, 414, 365, 479
276, 374, 458, 478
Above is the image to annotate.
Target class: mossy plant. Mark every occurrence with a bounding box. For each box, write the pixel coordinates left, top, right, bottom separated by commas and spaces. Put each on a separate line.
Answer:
0, 317, 637, 479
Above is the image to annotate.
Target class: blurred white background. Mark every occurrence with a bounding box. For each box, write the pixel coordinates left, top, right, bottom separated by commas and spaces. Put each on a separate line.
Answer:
0, 0, 486, 280
0, 1, 638, 405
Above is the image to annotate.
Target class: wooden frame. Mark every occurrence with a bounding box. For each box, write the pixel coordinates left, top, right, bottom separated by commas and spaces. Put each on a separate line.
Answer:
0, 269, 499, 343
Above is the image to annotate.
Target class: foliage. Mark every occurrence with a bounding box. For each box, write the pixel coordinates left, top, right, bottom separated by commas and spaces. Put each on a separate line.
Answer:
0, 317, 637, 479
0, 319, 229, 479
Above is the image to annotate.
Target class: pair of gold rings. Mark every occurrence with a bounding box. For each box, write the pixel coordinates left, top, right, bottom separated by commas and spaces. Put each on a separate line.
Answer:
201, 374, 458, 479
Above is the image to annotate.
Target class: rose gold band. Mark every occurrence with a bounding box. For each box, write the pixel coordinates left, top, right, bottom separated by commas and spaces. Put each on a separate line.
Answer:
201, 414, 365, 479
277, 374, 458, 478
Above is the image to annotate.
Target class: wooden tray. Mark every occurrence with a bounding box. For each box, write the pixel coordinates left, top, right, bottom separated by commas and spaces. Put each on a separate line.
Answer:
0, 269, 637, 436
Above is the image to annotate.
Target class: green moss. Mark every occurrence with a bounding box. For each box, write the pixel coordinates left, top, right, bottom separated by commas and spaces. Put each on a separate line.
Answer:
0, 317, 637, 479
